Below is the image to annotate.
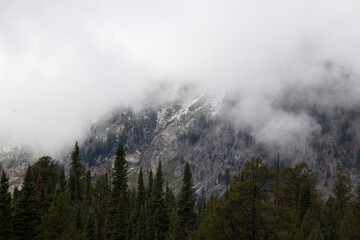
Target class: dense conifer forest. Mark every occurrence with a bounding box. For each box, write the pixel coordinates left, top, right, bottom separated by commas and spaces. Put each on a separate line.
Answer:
0, 141, 360, 240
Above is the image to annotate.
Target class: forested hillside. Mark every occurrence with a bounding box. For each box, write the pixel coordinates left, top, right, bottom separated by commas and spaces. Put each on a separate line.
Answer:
1, 141, 360, 239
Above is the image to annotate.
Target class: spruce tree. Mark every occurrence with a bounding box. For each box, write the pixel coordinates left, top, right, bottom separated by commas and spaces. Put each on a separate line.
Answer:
308, 223, 324, 240
298, 181, 312, 225
107, 142, 129, 240
165, 182, 176, 240
69, 141, 85, 203
338, 207, 360, 240
145, 169, 154, 240
37, 193, 87, 240
59, 165, 67, 192
13, 186, 19, 203
136, 167, 147, 240
86, 209, 96, 240
176, 161, 196, 240
151, 161, 168, 240
0, 170, 12, 239
147, 169, 154, 197
93, 174, 110, 240
332, 167, 352, 218
12, 166, 40, 240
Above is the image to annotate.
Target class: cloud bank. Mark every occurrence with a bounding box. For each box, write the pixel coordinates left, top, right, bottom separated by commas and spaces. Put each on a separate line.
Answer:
1, 0, 360, 155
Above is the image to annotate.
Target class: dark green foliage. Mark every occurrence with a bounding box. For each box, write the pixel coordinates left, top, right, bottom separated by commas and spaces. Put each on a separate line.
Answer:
148, 169, 153, 196
76, 203, 84, 231
165, 182, 177, 240
13, 166, 40, 240
93, 174, 110, 240
37, 193, 87, 240
7, 144, 360, 240
295, 209, 317, 239
32, 156, 59, 215
107, 142, 129, 240
135, 168, 147, 240
69, 141, 86, 203
298, 181, 312, 225
151, 161, 168, 240
308, 223, 324, 240
86, 210, 96, 240
176, 161, 196, 240
13, 186, 19, 202
331, 168, 352, 218
57, 165, 67, 195
0, 170, 12, 239
338, 207, 360, 240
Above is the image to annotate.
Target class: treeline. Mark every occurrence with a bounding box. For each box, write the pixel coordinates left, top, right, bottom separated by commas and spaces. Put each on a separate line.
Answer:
193, 158, 359, 240
0, 142, 196, 240
0, 142, 360, 240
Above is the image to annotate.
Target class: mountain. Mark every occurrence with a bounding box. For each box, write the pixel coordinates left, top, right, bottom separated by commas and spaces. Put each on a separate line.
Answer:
0, 143, 33, 191
80, 89, 360, 197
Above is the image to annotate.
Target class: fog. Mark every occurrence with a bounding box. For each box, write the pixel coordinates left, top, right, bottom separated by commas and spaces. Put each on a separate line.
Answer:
1, 0, 360, 156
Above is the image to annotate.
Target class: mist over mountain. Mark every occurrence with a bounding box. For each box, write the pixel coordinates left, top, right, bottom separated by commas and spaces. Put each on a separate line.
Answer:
1, 0, 360, 157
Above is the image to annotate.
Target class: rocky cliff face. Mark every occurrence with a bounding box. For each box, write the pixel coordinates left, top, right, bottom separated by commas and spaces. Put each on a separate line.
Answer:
2, 88, 360, 198
0, 143, 33, 191
80, 91, 360, 198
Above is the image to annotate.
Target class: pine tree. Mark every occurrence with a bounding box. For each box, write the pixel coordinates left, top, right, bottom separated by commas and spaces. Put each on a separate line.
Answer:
13, 186, 19, 202
37, 193, 87, 240
12, 166, 40, 240
59, 165, 67, 192
0, 170, 12, 239
332, 167, 352, 218
145, 169, 154, 240
230, 157, 276, 240
147, 169, 154, 197
176, 161, 196, 240
135, 168, 147, 240
127, 188, 137, 240
308, 223, 324, 240
165, 182, 176, 240
294, 209, 317, 240
69, 141, 85, 203
86, 209, 96, 240
107, 142, 129, 240
298, 181, 312, 225
338, 207, 360, 240
93, 174, 110, 240
151, 161, 168, 240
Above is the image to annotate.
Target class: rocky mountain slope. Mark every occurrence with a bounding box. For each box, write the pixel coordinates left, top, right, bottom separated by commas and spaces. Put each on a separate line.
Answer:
80, 90, 360, 198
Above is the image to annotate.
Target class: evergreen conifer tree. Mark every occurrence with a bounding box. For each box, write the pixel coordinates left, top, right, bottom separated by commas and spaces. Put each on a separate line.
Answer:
86, 209, 96, 240
298, 181, 312, 225
107, 142, 129, 240
12, 166, 40, 240
145, 169, 154, 240
151, 161, 168, 240
59, 165, 67, 192
338, 207, 360, 240
93, 174, 110, 240
308, 223, 324, 240
332, 167, 352, 218
176, 161, 196, 240
0, 169, 12, 239
37, 193, 87, 240
165, 182, 176, 240
135, 167, 147, 240
69, 141, 85, 203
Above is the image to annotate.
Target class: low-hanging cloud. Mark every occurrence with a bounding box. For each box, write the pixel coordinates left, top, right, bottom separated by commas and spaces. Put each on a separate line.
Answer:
1, 0, 360, 156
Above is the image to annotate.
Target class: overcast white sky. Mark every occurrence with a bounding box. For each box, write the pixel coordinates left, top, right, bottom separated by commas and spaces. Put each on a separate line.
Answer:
1, 0, 360, 155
